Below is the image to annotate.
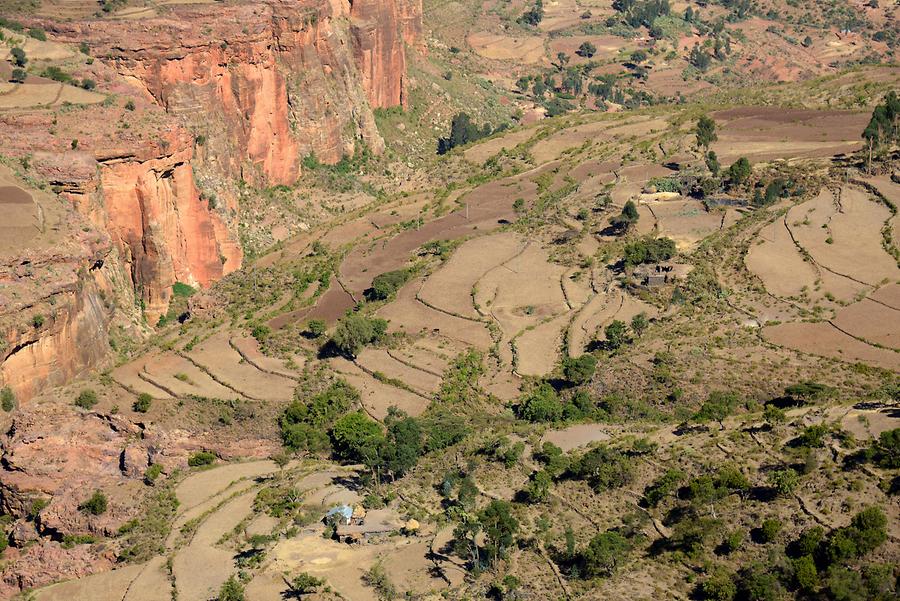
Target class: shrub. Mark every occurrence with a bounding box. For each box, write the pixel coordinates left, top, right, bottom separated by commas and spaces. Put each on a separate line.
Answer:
172, 281, 195, 297
516, 382, 562, 423
40, 66, 71, 83
306, 319, 327, 338
768, 468, 799, 496
74, 389, 98, 409
367, 269, 410, 300
124, 99, 135, 111
289, 572, 324, 594
561, 354, 597, 385
330, 313, 388, 358
722, 529, 744, 554
623, 236, 676, 267
701, 568, 737, 601
217, 575, 245, 601
642, 469, 684, 508
758, 518, 782, 543
871, 428, 899, 468
1, 387, 15, 412
793, 555, 819, 592
11, 47, 27, 68
27, 28, 46, 41
79, 490, 108, 515
188, 451, 216, 467
80, 78, 96, 91
10, 68, 26, 83
576, 41, 597, 57
144, 463, 163, 483
726, 157, 751, 186
133, 393, 152, 413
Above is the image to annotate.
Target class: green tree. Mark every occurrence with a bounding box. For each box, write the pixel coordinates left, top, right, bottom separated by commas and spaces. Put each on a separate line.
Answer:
331, 313, 387, 357
603, 320, 630, 350
306, 319, 327, 338
516, 382, 562, 422
609, 200, 639, 231
768, 468, 799, 497
642, 469, 683, 508
702, 568, 738, 601
10, 68, 26, 83
630, 312, 649, 337
368, 269, 410, 300
758, 518, 782, 543
74, 389, 98, 410
572, 445, 634, 492
11, 47, 27, 68
478, 500, 519, 566
1, 387, 15, 412
871, 428, 899, 468
383, 408, 423, 479
726, 157, 752, 186
330, 411, 385, 465
579, 530, 630, 578
289, 572, 324, 595
79, 490, 108, 515
862, 91, 900, 172
522, 470, 552, 503
217, 575, 245, 601
793, 555, 819, 592
694, 390, 739, 428
696, 115, 717, 151
577, 41, 597, 57
561, 354, 597, 385
133, 393, 152, 413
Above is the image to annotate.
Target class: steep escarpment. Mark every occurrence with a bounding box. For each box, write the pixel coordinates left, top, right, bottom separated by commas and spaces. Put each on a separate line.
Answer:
45, 0, 422, 186
0, 162, 115, 401
0, 109, 242, 325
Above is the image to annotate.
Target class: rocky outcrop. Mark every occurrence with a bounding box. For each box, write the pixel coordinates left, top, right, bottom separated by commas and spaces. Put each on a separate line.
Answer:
0, 186, 115, 401
44, 0, 423, 185
6, 116, 243, 325
0, 400, 277, 595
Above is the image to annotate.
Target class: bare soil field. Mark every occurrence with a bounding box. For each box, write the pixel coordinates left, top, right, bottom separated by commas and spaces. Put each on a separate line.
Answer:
467, 32, 545, 64
419, 231, 526, 319
355, 348, 443, 394
141, 352, 236, 399
515, 311, 571, 376
0, 83, 104, 110
542, 423, 613, 452
464, 127, 536, 164
745, 218, 818, 299
711, 107, 869, 163
762, 321, 900, 371
378, 278, 493, 348
329, 357, 431, 419
186, 332, 296, 401
789, 188, 899, 287
649, 198, 723, 250
475, 243, 568, 350
832, 298, 900, 350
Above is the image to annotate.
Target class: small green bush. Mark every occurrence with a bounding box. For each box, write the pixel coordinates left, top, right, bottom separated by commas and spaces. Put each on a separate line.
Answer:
188, 451, 216, 467
74, 389, 98, 409
759, 518, 782, 543
1, 387, 15, 412
144, 463, 163, 483
133, 393, 152, 413
78, 490, 108, 515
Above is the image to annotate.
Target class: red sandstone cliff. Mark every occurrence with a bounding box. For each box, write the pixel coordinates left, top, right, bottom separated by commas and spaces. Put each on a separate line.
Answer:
45, 0, 423, 185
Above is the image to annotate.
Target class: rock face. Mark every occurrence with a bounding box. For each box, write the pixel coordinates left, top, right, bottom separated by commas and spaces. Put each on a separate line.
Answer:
0, 401, 277, 596
0, 166, 117, 400
45, 0, 422, 185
